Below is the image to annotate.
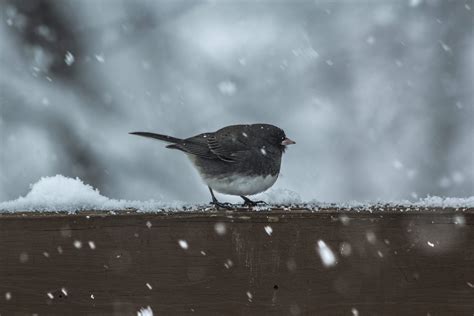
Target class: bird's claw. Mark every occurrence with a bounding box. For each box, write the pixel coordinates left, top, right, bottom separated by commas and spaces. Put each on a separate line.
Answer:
210, 201, 235, 210
242, 199, 267, 207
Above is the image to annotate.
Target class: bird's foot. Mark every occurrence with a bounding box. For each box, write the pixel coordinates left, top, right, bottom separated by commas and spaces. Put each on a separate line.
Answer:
240, 196, 267, 207
210, 200, 235, 210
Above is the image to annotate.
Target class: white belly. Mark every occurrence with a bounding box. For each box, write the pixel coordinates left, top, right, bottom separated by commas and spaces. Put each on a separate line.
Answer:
203, 174, 278, 196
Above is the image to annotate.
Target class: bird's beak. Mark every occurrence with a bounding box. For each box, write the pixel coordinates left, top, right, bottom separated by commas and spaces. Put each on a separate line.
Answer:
281, 138, 296, 145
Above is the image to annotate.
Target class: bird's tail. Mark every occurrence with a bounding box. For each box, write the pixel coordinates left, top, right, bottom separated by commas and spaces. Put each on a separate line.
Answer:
129, 132, 183, 144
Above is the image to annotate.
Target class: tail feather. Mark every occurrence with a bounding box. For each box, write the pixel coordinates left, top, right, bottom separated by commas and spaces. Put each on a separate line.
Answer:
129, 132, 183, 144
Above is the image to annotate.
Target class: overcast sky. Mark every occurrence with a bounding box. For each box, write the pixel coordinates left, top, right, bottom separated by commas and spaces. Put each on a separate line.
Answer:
1, 0, 473, 204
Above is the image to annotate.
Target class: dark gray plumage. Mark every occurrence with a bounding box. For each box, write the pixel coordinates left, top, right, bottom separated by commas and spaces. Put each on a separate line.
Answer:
130, 124, 295, 207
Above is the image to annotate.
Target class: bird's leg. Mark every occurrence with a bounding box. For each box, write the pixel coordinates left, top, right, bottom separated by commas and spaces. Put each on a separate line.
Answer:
240, 196, 267, 207
208, 187, 234, 209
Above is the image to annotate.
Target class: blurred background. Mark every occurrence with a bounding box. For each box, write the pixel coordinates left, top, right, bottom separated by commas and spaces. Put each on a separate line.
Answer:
0, 0, 472, 203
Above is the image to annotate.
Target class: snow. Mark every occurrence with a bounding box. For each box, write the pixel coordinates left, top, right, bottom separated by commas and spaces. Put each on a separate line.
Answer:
214, 222, 227, 235
146, 283, 152, 290
264, 225, 273, 236
339, 215, 350, 225
88, 241, 96, 250
217, 81, 236, 95
0, 175, 472, 213
224, 259, 233, 269
19, 252, 29, 263
255, 188, 302, 205
316, 240, 337, 267
339, 242, 352, 256
427, 241, 435, 247
94, 54, 105, 63
453, 215, 466, 225
409, 0, 423, 7
246, 291, 253, 302
137, 306, 153, 316
5, 292, 11, 301
366, 231, 376, 244
73, 240, 82, 249
178, 240, 188, 250
64, 51, 75, 66
439, 41, 452, 53
0, 175, 187, 212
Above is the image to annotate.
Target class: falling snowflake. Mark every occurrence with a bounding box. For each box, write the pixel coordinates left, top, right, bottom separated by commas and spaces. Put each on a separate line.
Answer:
137, 306, 154, 316
214, 222, 227, 235
95, 54, 105, 63
264, 225, 273, 236
178, 240, 188, 250
366, 231, 376, 244
64, 51, 75, 66
339, 242, 352, 257
246, 291, 253, 302
224, 259, 233, 269
316, 240, 337, 267
217, 81, 236, 96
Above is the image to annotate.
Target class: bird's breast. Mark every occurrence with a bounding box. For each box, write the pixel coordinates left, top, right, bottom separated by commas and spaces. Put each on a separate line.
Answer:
203, 174, 278, 196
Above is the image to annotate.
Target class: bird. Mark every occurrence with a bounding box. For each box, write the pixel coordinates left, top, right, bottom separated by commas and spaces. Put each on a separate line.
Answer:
130, 124, 295, 208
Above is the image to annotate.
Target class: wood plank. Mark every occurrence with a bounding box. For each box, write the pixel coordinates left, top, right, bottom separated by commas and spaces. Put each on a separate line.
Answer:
0, 208, 473, 315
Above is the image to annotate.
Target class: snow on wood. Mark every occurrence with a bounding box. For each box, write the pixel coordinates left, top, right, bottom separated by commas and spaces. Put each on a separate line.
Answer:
0, 175, 473, 213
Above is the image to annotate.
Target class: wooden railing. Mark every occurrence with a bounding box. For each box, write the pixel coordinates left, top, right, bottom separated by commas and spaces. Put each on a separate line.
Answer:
0, 206, 473, 315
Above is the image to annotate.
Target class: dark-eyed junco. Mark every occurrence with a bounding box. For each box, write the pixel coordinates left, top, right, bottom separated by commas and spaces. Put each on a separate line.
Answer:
130, 124, 295, 208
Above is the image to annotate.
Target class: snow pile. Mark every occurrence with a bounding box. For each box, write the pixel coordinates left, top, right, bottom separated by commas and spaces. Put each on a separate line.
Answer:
308, 196, 474, 210
411, 196, 474, 208
257, 188, 302, 205
0, 175, 472, 213
0, 175, 186, 213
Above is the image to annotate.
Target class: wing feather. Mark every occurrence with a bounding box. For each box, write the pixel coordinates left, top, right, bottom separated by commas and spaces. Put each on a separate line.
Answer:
167, 133, 249, 163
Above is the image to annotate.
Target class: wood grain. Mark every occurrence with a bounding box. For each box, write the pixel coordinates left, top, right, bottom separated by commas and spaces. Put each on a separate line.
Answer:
0, 208, 473, 315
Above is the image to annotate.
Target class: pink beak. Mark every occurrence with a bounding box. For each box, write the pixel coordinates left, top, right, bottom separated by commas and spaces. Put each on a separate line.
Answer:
281, 138, 296, 145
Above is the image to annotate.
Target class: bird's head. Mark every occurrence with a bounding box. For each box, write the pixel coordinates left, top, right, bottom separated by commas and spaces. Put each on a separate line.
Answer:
254, 124, 295, 153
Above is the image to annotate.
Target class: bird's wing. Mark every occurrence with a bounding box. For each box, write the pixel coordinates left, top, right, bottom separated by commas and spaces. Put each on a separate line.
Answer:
206, 134, 248, 162
168, 133, 250, 163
